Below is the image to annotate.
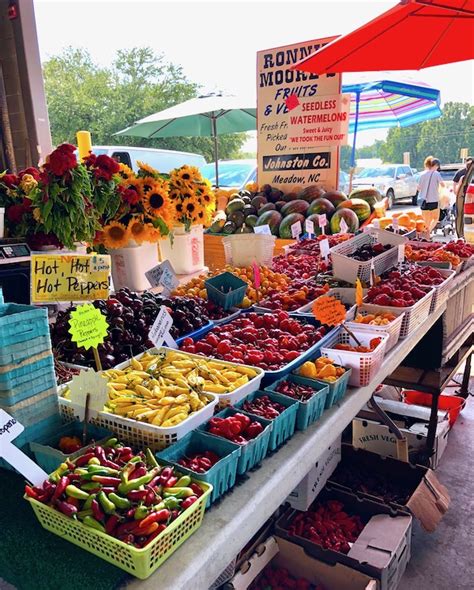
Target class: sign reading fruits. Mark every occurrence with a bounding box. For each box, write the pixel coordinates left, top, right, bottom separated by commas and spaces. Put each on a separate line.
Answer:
257, 37, 341, 193
145, 259, 179, 294
312, 295, 346, 326
69, 304, 109, 350
0, 409, 48, 486
149, 306, 178, 349
31, 254, 111, 303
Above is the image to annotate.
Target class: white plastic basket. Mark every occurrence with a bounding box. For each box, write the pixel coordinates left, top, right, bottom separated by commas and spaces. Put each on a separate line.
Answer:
330, 233, 401, 284
420, 268, 456, 312
223, 234, 276, 267
367, 226, 413, 245
320, 328, 389, 387
363, 287, 435, 339
295, 288, 357, 321
345, 306, 405, 352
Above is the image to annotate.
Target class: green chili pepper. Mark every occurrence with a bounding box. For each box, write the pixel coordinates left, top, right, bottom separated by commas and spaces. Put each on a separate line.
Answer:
103, 437, 118, 448
118, 467, 160, 495
163, 487, 195, 499
77, 509, 93, 520
108, 493, 130, 510
164, 497, 181, 510
134, 505, 149, 520
81, 482, 102, 492
88, 465, 119, 476
83, 515, 106, 533
83, 493, 96, 510
153, 501, 166, 511
175, 475, 191, 488
66, 485, 90, 501
98, 491, 116, 515
145, 448, 159, 469
49, 472, 61, 484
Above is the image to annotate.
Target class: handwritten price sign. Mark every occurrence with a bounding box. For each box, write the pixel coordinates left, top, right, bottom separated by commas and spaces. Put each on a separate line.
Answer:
145, 260, 179, 294
31, 254, 111, 303
312, 295, 346, 326
69, 304, 109, 350
149, 306, 178, 349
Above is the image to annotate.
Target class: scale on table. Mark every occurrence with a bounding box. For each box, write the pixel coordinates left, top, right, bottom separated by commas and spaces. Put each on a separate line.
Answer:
0, 239, 32, 304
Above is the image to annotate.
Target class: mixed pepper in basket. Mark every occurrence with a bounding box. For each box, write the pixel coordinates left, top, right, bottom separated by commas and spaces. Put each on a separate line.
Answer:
25, 438, 205, 548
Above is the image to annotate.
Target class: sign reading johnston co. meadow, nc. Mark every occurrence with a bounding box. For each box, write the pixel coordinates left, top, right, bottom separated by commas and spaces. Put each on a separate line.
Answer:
257, 37, 344, 192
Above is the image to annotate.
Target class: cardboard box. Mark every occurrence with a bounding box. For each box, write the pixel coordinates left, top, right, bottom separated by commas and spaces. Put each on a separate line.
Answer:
352, 397, 449, 468
226, 536, 377, 590
276, 487, 412, 590
287, 435, 341, 511
328, 444, 450, 532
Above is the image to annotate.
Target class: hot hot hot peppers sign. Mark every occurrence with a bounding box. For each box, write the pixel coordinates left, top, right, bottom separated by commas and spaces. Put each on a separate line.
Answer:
257, 37, 350, 192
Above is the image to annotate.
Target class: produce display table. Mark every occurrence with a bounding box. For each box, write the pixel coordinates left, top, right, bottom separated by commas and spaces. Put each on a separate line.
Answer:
204, 234, 295, 271
127, 302, 446, 590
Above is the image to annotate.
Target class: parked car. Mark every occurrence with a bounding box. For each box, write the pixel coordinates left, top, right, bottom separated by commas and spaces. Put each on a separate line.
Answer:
200, 159, 257, 189
85, 146, 206, 172
338, 170, 350, 194
352, 164, 418, 208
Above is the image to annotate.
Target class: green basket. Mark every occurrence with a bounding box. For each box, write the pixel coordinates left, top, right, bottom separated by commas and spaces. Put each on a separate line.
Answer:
265, 374, 329, 431
25, 480, 212, 579
235, 390, 298, 451
198, 407, 272, 475
205, 272, 248, 310
292, 362, 352, 409
156, 430, 241, 507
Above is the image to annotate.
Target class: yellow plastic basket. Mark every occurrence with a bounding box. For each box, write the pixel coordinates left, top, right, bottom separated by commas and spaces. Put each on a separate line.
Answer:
25, 481, 212, 579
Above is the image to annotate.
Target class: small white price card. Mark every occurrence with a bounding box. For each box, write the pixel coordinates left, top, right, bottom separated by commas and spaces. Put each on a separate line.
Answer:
320, 238, 330, 260
398, 245, 405, 263
339, 218, 349, 234
392, 217, 399, 233
69, 370, 108, 421
149, 306, 178, 349
373, 218, 380, 229
305, 218, 315, 237
291, 220, 302, 239
145, 260, 179, 293
0, 409, 48, 486
317, 214, 328, 230
254, 225, 272, 235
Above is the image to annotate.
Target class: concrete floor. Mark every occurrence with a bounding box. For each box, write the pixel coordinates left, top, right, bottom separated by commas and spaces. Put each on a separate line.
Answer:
399, 379, 474, 590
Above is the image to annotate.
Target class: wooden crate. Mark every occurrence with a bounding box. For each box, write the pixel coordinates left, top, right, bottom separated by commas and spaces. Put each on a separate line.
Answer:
204, 234, 295, 271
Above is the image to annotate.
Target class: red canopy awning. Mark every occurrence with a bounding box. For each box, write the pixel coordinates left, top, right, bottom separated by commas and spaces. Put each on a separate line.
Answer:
294, 0, 474, 73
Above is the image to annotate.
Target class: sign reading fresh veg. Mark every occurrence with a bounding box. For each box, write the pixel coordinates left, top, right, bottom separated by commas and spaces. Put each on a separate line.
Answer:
257, 37, 342, 192
31, 254, 111, 302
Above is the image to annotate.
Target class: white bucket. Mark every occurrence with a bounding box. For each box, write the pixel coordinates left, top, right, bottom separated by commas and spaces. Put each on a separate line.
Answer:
110, 241, 159, 291
160, 224, 204, 275
0, 208, 4, 238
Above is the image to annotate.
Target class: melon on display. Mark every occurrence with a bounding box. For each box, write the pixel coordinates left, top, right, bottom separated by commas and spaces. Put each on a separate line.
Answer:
280, 199, 310, 217
337, 198, 372, 223
349, 188, 382, 210
279, 213, 305, 238
298, 185, 326, 203
255, 210, 282, 236
322, 190, 348, 208
329, 208, 359, 234
307, 197, 336, 218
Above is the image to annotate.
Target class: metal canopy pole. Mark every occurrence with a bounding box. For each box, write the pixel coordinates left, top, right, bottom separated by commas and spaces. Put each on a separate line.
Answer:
211, 115, 219, 188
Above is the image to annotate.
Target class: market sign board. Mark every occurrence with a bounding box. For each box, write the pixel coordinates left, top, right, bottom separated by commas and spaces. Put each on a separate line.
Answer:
257, 37, 348, 192
31, 254, 111, 303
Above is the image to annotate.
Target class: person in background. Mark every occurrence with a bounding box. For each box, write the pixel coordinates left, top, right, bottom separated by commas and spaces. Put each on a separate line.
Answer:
453, 156, 473, 195
417, 156, 445, 234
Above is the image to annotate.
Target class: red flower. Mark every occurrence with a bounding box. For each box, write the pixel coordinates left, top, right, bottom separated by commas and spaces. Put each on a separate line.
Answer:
22, 198, 33, 212
95, 154, 120, 181
27, 232, 62, 250
18, 167, 40, 181
39, 170, 50, 185
46, 144, 77, 176
83, 153, 97, 168
6, 204, 25, 223
1, 174, 19, 188
119, 185, 140, 205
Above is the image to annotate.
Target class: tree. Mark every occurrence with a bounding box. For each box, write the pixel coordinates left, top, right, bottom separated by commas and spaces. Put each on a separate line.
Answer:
42, 47, 247, 162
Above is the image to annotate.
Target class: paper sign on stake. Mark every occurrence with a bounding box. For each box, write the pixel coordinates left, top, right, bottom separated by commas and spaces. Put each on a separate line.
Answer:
149, 306, 178, 349
312, 295, 346, 326
252, 261, 261, 289
317, 214, 327, 229
320, 238, 330, 261
0, 409, 48, 486
392, 217, 400, 233
254, 225, 272, 235
339, 218, 349, 234
145, 260, 179, 293
291, 220, 302, 239
69, 304, 108, 350
69, 370, 108, 421
305, 218, 315, 238
373, 218, 380, 229
398, 245, 405, 264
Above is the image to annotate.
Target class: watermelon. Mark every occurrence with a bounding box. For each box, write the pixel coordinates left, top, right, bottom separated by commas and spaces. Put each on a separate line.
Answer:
280, 199, 309, 217
275, 200, 286, 211
337, 198, 371, 223
329, 209, 359, 234
299, 185, 325, 202
281, 191, 299, 203
255, 210, 282, 236
251, 195, 268, 211
307, 197, 336, 218
322, 190, 348, 208
258, 203, 277, 216
349, 188, 382, 210
226, 198, 245, 215
279, 213, 305, 238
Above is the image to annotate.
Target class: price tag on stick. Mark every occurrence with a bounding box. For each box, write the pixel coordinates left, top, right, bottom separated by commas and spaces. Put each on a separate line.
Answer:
305, 218, 315, 239
312, 295, 362, 346
145, 260, 179, 294
339, 218, 349, 234
69, 370, 108, 423
0, 410, 48, 486
254, 225, 272, 235
291, 220, 302, 239
252, 261, 261, 303
320, 238, 330, 262
149, 306, 178, 349
392, 217, 400, 233
68, 304, 108, 371
317, 214, 327, 235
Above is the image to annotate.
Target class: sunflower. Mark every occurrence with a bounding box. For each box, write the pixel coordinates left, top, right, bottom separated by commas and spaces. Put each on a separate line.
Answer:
137, 177, 154, 197
175, 165, 200, 184
127, 217, 148, 245
118, 163, 134, 181
102, 221, 130, 249
137, 161, 160, 178
142, 182, 172, 223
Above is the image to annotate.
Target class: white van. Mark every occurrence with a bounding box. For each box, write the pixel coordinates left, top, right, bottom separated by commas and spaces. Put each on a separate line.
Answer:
90, 145, 206, 172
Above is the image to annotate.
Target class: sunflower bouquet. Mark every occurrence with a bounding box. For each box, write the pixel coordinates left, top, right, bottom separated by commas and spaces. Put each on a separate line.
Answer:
168, 165, 216, 231
98, 162, 172, 250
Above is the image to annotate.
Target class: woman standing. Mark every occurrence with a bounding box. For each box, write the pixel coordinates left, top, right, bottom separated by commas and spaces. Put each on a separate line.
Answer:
417, 156, 445, 233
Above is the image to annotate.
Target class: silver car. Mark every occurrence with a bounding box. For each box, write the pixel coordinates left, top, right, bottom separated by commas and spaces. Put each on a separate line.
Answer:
352, 164, 418, 209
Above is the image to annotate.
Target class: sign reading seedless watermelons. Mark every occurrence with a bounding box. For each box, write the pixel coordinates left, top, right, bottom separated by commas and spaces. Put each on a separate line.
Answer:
257, 37, 348, 193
